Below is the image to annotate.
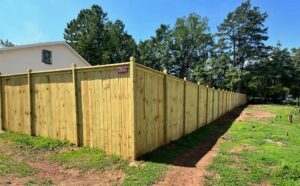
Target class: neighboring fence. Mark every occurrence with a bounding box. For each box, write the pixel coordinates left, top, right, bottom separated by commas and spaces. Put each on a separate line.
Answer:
0, 57, 247, 159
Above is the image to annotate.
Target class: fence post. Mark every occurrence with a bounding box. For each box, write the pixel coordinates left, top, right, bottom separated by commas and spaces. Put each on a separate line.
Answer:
205, 85, 209, 125
196, 82, 200, 128
129, 56, 137, 159
217, 88, 220, 118
183, 77, 187, 136
212, 87, 215, 121
71, 64, 80, 146
27, 69, 33, 136
0, 72, 2, 131
163, 69, 168, 144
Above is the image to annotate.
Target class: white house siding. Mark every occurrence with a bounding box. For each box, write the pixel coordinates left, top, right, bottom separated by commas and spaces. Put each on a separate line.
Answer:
0, 43, 89, 75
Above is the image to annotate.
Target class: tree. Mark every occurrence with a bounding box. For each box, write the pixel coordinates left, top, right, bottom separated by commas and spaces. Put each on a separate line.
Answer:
137, 24, 172, 71
216, 0, 270, 91
102, 20, 137, 64
170, 13, 213, 79
290, 48, 300, 101
0, 39, 14, 48
244, 43, 297, 102
64, 5, 137, 65
138, 13, 213, 80
64, 5, 107, 65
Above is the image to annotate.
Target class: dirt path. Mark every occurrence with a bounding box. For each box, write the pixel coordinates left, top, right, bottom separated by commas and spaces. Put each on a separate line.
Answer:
154, 136, 222, 186
154, 107, 246, 186
237, 105, 274, 121
154, 105, 275, 186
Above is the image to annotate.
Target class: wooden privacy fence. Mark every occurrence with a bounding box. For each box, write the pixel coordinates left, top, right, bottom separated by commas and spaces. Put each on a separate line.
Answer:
0, 57, 247, 159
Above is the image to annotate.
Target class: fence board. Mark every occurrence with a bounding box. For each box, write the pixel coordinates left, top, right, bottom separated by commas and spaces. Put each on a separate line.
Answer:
166, 76, 185, 143
185, 82, 198, 134
198, 85, 207, 128
1, 76, 30, 134
134, 67, 165, 157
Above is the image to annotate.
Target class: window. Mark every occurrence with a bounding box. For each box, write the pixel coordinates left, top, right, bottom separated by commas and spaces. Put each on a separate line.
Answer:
42, 50, 52, 64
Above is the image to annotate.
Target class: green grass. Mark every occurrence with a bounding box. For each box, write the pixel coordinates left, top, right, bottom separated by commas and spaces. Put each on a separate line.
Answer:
206, 105, 300, 186
0, 131, 69, 150
25, 178, 53, 186
50, 147, 126, 171
2, 105, 297, 185
0, 108, 241, 185
0, 153, 36, 176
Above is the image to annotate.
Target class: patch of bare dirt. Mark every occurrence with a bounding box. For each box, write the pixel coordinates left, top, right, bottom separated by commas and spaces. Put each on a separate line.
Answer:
255, 180, 273, 186
264, 139, 285, 147
154, 136, 222, 186
0, 138, 125, 186
230, 144, 256, 153
237, 105, 274, 121
29, 161, 124, 186
153, 106, 246, 186
0, 175, 32, 186
0, 161, 124, 186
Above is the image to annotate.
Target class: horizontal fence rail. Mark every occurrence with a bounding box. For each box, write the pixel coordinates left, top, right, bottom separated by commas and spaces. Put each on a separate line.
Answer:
0, 57, 247, 159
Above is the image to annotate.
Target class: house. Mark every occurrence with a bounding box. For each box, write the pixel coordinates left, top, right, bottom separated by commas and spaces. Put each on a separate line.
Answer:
0, 41, 90, 75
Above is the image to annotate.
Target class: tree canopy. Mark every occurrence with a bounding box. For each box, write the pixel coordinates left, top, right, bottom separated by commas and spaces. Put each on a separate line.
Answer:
0, 39, 14, 48
64, 5, 136, 65
64, 1, 300, 103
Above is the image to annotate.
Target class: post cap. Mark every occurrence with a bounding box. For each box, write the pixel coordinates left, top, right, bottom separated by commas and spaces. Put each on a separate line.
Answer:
130, 56, 136, 62
27, 69, 32, 73
163, 69, 167, 74
72, 63, 76, 68
183, 77, 187, 81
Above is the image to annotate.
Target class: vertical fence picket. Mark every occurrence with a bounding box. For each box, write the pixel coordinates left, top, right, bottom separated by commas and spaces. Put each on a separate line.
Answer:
27, 69, 33, 136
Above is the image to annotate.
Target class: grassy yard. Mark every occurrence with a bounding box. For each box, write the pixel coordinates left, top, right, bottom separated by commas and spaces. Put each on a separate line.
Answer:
0, 105, 299, 185
206, 105, 300, 186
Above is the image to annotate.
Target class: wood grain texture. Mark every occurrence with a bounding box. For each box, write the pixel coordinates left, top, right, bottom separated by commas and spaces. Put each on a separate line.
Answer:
0, 62, 247, 159
185, 82, 198, 135
134, 66, 165, 157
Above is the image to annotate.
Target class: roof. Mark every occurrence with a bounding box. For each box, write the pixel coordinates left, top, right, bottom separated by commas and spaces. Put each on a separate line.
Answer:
0, 41, 91, 66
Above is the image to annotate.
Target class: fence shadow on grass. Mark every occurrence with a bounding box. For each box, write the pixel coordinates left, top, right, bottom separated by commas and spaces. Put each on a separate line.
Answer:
139, 106, 246, 167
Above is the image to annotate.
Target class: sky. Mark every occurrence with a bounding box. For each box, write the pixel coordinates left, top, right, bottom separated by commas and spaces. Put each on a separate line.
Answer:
0, 0, 300, 49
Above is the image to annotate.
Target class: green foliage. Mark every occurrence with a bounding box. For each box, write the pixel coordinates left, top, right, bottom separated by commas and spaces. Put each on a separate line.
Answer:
0, 39, 14, 48
64, 5, 107, 65
215, 0, 270, 91
137, 13, 213, 80
0, 154, 36, 176
103, 20, 137, 64
65, 1, 300, 102
244, 43, 298, 102
64, 4, 136, 65
0, 131, 69, 150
